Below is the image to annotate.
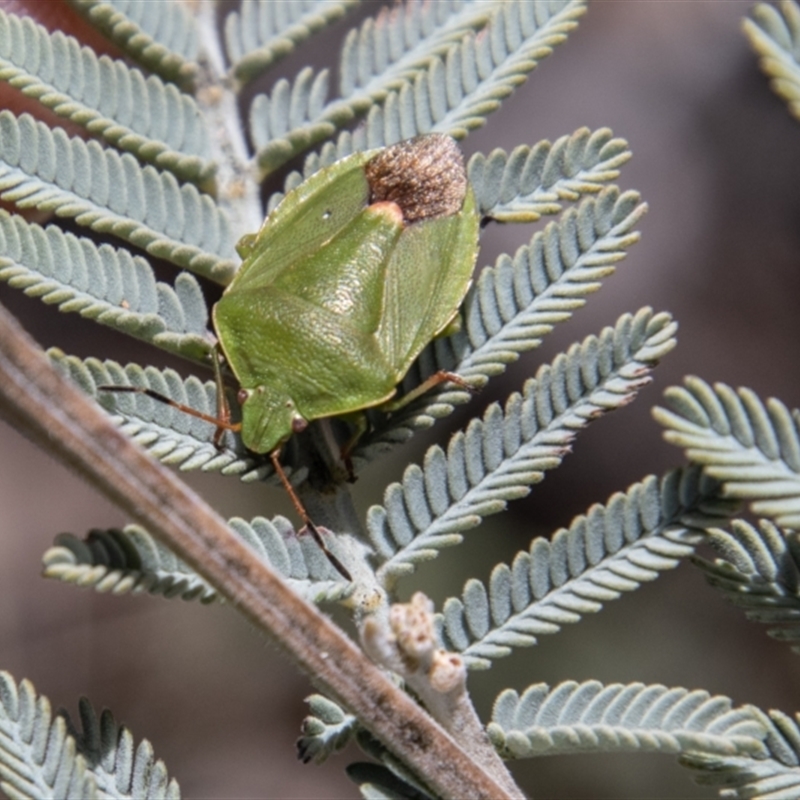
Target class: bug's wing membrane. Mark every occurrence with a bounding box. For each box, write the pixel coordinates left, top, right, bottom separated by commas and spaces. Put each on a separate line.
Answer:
376, 189, 480, 380
270, 205, 402, 336
229, 153, 372, 292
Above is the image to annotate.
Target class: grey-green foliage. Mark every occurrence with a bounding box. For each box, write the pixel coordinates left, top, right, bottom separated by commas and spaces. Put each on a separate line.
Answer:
487, 681, 766, 760
251, 0, 586, 173
296, 697, 431, 800
744, 0, 800, 121
336, 0, 495, 99
681, 709, 800, 800
368, 308, 677, 584
438, 467, 738, 669
692, 518, 800, 653
68, 0, 199, 89
297, 695, 358, 765
247, 0, 500, 166
0, 111, 237, 283
42, 517, 352, 606
44, 525, 220, 604
225, 0, 360, 87
653, 377, 800, 528
0, 210, 213, 362
0, 9, 212, 183
297, 698, 435, 796
468, 127, 631, 222
45, 349, 320, 485
0, 670, 180, 799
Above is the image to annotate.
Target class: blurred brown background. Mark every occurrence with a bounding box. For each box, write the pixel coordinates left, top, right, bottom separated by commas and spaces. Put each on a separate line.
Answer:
2, 1, 800, 797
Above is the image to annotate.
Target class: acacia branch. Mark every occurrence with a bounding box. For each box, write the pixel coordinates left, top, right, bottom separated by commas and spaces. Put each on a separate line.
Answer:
0, 301, 524, 800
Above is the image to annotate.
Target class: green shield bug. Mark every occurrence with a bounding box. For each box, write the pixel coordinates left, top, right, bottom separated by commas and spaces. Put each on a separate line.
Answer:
216, 133, 478, 454
103, 134, 480, 578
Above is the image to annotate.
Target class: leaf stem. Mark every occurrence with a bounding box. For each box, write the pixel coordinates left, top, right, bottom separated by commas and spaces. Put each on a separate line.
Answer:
194, 2, 263, 237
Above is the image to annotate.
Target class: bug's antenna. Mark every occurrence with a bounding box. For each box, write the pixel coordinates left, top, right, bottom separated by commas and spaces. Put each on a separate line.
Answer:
97, 385, 242, 434
269, 449, 353, 582
99, 347, 242, 449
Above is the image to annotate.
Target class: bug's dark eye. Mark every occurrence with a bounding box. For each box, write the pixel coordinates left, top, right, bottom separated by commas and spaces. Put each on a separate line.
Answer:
237, 389, 249, 405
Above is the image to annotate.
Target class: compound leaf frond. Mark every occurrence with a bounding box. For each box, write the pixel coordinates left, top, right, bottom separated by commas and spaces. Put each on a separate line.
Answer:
427, 0, 586, 141
692, 519, 800, 653
487, 681, 767, 760
0, 672, 97, 799
68, 0, 199, 89
43, 526, 218, 604
249, 67, 334, 162
226, 0, 359, 87
0, 111, 236, 283
355, 188, 647, 463
744, 1, 800, 122
338, 0, 497, 100
653, 377, 800, 528
439, 467, 738, 669
252, 0, 497, 174
256, 0, 586, 175
0, 9, 213, 184
42, 517, 352, 606
297, 694, 358, 765
680, 709, 800, 800
65, 696, 180, 799
0, 670, 180, 799
369, 308, 677, 584
0, 211, 213, 363
469, 128, 632, 222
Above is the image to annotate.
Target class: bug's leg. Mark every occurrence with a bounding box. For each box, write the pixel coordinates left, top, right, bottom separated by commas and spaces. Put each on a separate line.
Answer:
97, 385, 242, 436
383, 371, 477, 414
211, 344, 233, 450
339, 412, 369, 482
269, 449, 353, 582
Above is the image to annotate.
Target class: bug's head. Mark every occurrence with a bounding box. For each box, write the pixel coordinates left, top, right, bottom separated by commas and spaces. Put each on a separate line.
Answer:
237, 386, 307, 454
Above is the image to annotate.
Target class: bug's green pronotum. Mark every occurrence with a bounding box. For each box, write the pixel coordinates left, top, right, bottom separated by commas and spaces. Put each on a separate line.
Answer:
104, 134, 480, 578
